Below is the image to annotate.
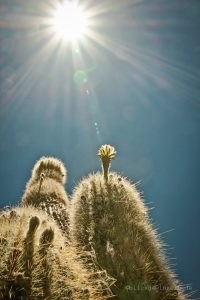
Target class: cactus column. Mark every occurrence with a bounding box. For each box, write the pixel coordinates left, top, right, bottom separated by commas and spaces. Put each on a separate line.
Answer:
22, 157, 71, 240
71, 145, 187, 300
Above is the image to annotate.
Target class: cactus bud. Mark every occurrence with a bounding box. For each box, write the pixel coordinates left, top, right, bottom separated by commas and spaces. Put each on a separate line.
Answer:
98, 144, 116, 182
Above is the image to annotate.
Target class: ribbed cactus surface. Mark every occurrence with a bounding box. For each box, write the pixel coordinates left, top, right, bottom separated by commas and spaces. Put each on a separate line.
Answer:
22, 157, 70, 240
71, 145, 188, 300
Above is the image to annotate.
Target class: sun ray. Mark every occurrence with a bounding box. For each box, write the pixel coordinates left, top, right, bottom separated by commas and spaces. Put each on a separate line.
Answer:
1, 0, 199, 137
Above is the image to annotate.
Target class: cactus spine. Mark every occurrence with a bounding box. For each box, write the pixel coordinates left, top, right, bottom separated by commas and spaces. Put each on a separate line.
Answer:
71, 145, 188, 300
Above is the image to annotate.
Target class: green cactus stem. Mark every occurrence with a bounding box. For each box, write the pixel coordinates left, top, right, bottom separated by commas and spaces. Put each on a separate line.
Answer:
23, 216, 40, 276
19, 216, 40, 298
22, 157, 70, 240
38, 228, 54, 299
71, 145, 188, 300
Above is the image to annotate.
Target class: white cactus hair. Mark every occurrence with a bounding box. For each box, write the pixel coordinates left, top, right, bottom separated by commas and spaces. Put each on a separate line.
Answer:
31, 156, 67, 184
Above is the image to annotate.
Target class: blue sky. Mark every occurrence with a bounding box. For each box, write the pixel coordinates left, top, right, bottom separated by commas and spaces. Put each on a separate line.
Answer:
0, 0, 200, 297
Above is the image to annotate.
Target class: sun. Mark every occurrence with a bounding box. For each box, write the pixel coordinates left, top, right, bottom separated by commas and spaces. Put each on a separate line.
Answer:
51, 2, 89, 42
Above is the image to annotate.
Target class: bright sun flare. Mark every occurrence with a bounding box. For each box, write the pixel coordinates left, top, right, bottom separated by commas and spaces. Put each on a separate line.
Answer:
52, 2, 88, 41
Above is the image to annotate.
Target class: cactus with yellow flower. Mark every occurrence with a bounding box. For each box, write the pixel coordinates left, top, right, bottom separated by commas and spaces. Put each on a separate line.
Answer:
71, 144, 187, 300
0, 148, 190, 299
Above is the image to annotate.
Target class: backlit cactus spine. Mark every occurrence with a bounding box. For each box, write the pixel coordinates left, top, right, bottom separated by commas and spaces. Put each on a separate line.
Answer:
71, 145, 187, 300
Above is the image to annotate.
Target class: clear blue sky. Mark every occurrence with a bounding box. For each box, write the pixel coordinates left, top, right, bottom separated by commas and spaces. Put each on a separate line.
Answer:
0, 0, 200, 297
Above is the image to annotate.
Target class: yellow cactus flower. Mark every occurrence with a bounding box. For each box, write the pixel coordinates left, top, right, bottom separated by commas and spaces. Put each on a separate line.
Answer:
98, 144, 116, 182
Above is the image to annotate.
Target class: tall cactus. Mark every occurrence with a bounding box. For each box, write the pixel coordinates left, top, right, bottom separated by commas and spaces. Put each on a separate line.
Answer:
71, 145, 188, 300
22, 157, 70, 240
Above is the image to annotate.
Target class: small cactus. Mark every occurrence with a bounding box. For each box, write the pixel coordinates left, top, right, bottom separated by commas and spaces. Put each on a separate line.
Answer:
38, 227, 54, 299
20, 216, 40, 297
22, 157, 70, 240
71, 145, 188, 300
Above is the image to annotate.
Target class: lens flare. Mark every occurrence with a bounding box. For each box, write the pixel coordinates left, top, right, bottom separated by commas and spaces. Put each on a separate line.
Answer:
74, 70, 88, 86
